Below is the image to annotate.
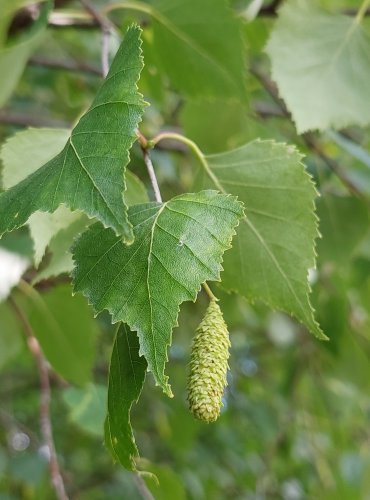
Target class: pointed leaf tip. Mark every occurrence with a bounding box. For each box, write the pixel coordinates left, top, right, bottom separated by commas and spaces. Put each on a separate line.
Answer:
0, 24, 146, 242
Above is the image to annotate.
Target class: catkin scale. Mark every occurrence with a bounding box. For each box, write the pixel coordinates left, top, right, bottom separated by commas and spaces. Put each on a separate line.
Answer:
187, 299, 230, 423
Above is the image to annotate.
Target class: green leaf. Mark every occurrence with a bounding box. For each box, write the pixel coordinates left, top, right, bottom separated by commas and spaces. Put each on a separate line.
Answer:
180, 99, 250, 154
73, 191, 244, 394
32, 172, 148, 284
197, 140, 325, 339
1, 128, 149, 271
23, 283, 98, 385
0, 0, 42, 45
0, 1, 50, 107
138, 460, 187, 500
105, 324, 147, 470
1, 128, 70, 188
124, 171, 149, 206
128, 0, 246, 99
0, 25, 145, 242
1, 127, 79, 265
63, 384, 107, 437
32, 216, 91, 284
266, 0, 370, 133
316, 194, 370, 265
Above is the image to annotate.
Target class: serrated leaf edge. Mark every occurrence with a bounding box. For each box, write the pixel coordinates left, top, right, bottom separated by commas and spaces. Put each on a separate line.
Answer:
72, 190, 245, 396
206, 139, 327, 340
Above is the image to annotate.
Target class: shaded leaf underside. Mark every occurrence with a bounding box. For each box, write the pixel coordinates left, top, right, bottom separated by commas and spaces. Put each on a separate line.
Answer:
266, 0, 370, 133
105, 324, 147, 470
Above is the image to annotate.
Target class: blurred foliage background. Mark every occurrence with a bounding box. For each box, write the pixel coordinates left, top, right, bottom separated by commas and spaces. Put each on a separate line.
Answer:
1, 0, 370, 499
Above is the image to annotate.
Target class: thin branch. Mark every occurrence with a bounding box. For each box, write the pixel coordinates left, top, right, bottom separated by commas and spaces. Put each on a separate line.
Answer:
137, 131, 162, 202
29, 56, 102, 76
259, 0, 283, 17
143, 149, 162, 202
101, 27, 111, 78
0, 110, 71, 129
48, 11, 99, 29
8, 297, 69, 500
151, 131, 224, 194
133, 474, 155, 500
81, 0, 115, 78
303, 134, 362, 197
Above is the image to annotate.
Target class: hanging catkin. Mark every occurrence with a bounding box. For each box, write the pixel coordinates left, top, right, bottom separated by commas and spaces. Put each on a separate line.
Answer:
187, 298, 230, 423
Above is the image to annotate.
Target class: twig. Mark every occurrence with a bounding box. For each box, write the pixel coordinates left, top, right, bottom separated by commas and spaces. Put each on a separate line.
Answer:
133, 474, 155, 500
49, 11, 99, 29
302, 134, 362, 197
343, 7, 370, 16
137, 131, 162, 202
101, 28, 110, 77
142, 149, 162, 202
29, 56, 102, 76
81, 0, 115, 78
0, 110, 71, 129
8, 297, 69, 500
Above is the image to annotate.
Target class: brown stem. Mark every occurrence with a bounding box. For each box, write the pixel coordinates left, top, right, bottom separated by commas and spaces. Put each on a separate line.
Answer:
8, 297, 69, 500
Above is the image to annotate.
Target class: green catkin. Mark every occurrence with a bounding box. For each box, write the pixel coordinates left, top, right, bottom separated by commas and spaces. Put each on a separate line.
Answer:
187, 298, 230, 423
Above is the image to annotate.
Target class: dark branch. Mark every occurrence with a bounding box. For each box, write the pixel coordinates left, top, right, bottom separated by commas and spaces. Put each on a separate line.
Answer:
29, 56, 102, 77
0, 110, 71, 129
259, 0, 283, 17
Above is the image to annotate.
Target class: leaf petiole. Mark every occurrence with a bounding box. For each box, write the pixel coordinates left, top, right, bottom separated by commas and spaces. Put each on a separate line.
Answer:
150, 132, 225, 194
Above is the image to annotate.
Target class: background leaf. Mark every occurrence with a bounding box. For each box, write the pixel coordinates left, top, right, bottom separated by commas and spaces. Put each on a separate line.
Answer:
73, 191, 244, 395
197, 140, 325, 339
0, 25, 145, 242
266, 0, 370, 133
20, 283, 98, 385
144, 0, 247, 99
105, 324, 147, 470
0, 302, 23, 371
63, 384, 107, 437
32, 216, 90, 284
0, 1, 50, 107
1, 127, 149, 272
